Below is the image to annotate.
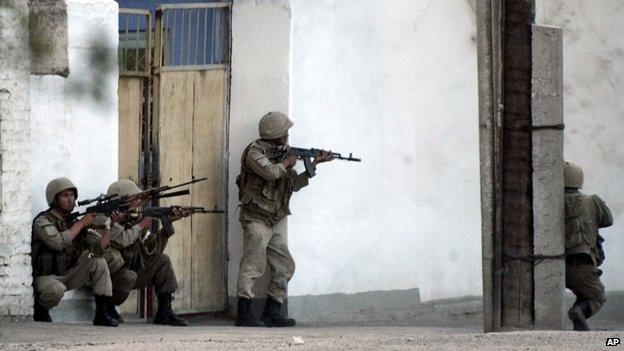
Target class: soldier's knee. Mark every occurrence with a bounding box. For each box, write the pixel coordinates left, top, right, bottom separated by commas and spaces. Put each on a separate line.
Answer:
115, 269, 137, 289
91, 257, 110, 273
160, 254, 173, 268
38, 281, 66, 308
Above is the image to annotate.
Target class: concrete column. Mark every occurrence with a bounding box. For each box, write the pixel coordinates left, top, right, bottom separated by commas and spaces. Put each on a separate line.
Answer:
228, 0, 291, 313
476, 0, 503, 333
478, 0, 565, 332
531, 24, 564, 330
0, 0, 34, 317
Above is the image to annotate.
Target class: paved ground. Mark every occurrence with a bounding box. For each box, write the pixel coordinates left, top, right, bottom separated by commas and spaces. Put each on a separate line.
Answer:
0, 319, 622, 350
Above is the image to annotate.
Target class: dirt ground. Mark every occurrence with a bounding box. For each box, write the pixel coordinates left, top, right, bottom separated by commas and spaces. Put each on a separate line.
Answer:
0, 319, 622, 351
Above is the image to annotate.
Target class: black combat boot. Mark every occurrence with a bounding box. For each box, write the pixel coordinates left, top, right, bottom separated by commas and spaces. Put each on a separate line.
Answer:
153, 292, 189, 326
93, 295, 119, 327
33, 301, 52, 322
107, 299, 124, 323
235, 298, 263, 327
260, 297, 296, 327
569, 300, 591, 331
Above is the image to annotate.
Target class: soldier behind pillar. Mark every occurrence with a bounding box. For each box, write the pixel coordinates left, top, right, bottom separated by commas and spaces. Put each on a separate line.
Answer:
564, 161, 613, 331
235, 111, 334, 327
31, 177, 118, 327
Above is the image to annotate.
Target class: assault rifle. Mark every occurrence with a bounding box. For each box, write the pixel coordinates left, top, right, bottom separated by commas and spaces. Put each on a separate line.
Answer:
264, 147, 361, 177
68, 178, 207, 221
140, 206, 226, 237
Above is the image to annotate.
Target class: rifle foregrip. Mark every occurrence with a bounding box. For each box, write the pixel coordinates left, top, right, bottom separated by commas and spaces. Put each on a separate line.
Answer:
162, 215, 175, 237
303, 157, 316, 178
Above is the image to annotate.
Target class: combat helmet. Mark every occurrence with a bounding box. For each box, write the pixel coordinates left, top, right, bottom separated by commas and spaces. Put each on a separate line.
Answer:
107, 179, 141, 197
259, 111, 293, 140
46, 177, 77, 205
564, 160, 584, 189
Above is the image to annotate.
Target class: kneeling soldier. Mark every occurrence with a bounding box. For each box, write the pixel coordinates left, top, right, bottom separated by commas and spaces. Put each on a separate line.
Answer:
564, 161, 613, 331
31, 177, 118, 327
106, 179, 190, 326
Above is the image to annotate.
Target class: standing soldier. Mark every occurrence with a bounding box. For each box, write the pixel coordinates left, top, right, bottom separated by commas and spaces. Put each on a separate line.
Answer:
235, 111, 333, 327
31, 177, 118, 327
105, 179, 190, 326
564, 161, 613, 331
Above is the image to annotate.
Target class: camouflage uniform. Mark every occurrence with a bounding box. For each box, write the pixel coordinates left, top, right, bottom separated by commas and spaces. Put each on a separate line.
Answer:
236, 139, 309, 303
108, 222, 177, 305
564, 160, 613, 331
31, 177, 117, 327
565, 190, 612, 316
32, 209, 113, 309
105, 179, 187, 326
235, 112, 313, 328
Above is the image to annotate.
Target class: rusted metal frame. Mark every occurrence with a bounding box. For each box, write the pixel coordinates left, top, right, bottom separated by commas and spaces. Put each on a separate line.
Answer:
135, 14, 140, 73
203, 8, 208, 65
159, 64, 229, 72
124, 13, 130, 73
195, 8, 200, 66
216, 8, 222, 63
120, 8, 150, 15
119, 70, 150, 77
158, 2, 231, 10
187, 9, 192, 66
172, 8, 177, 66
158, 3, 232, 68
211, 8, 217, 64
477, 0, 504, 333
221, 5, 233, 310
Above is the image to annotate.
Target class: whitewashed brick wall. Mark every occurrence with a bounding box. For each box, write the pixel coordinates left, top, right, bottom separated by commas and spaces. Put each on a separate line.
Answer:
0, 1, 34, 317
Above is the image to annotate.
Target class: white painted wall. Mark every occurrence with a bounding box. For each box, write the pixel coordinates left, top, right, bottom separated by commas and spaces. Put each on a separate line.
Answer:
30, 0, 119, 216
228, 0, 292, 298
538, 1, 624, 292
0, 1, 34, 316
288, 0, 481, 301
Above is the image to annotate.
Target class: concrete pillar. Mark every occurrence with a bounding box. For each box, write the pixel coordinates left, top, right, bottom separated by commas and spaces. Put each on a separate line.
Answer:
478, 1, 565, 332
531, 24, 564, 330
0, 0, 34, 317
228, 0, 291, 314
476, 0, 503, 333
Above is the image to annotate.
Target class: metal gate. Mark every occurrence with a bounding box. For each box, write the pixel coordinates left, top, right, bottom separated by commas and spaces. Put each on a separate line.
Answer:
117, 2, 230, 316
117, 8, 153, 316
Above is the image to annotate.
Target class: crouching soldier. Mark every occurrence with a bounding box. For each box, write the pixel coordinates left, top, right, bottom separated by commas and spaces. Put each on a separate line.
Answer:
31, 177, 118, 327
105, 179, 190, 326
564, 161, 613, 331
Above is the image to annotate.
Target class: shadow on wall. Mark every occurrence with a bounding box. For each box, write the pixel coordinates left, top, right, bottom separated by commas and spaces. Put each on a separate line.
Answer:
68, 35, 116, 106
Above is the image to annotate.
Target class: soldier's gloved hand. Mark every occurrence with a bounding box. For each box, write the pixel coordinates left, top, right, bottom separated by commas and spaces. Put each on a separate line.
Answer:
170, 207, 192, 221
313, 150, 334, 165
282, 154, 298, 168
138, 216, 153, 230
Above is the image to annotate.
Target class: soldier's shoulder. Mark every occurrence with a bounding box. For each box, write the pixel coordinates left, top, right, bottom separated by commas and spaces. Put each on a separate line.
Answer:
33, 210, 54, 225
589, 194, 609, 208
250, 139, 270, 150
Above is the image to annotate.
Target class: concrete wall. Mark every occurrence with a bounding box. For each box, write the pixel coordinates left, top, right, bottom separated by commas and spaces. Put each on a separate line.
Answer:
30, 0, 118, 217
288, 0, 480, 301
228, 0, 292, 298
28, 0, 118, 316
538, 1, 624, 292
0, 1, 34, 317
